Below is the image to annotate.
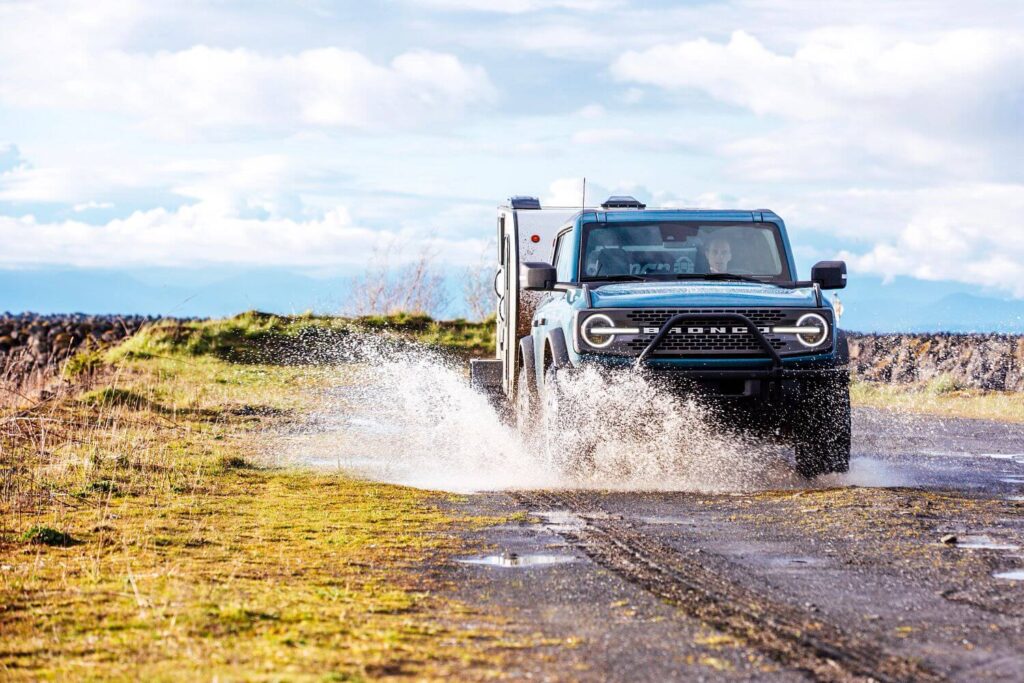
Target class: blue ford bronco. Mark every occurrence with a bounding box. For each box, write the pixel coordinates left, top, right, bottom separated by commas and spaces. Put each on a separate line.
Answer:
471, 195, 850, 478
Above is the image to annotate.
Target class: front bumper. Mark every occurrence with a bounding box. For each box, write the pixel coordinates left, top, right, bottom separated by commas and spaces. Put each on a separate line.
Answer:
575, 355, 845, 396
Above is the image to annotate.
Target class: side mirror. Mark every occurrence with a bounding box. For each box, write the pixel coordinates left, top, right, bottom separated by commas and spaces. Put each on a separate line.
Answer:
520, 262, 557, 291
811, 260, 847, 290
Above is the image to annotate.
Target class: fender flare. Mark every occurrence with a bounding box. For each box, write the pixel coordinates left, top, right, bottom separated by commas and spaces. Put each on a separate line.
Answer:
545, 328, 571, 370
835, 329, 850, 366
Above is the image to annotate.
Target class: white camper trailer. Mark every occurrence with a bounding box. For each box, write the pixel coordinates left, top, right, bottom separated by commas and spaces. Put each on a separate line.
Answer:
470, 196, 576, 398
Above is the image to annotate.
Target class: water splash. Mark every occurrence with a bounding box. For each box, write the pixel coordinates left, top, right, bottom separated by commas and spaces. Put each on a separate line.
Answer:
279, 336, 807, 493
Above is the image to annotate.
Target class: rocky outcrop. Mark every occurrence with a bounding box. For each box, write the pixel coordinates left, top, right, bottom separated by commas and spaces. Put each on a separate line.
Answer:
0, 313, 160, 377
847, 333, 1024, 391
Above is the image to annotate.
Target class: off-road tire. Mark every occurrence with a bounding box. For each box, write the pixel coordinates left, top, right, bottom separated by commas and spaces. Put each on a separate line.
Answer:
793, 374, 851, 478
515, 364, 537, 436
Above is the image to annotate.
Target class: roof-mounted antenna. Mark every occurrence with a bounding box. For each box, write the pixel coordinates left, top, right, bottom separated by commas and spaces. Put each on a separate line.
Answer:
581, 177, 586, 212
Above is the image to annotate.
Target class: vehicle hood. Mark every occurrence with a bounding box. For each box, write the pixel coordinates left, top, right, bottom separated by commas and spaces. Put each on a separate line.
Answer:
589, 281, 819, 309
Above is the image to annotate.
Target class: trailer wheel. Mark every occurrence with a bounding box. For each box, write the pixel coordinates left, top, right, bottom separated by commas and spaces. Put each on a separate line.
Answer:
793, 374, 851, 478
514, 337, 538, 435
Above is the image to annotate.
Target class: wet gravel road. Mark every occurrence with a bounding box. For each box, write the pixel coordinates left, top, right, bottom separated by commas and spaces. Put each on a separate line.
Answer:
449, 408, 1024, 681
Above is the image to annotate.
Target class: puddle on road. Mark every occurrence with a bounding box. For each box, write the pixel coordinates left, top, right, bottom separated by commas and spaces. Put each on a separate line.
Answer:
923, 450, 1024, 463
818, 458, 915, 488
977, 453, 1024, 462
534, 510, 586, 532
638, 515, 693, 526
769, 556, 824, 568
954, 535, 1021, 551
457, 552, 576, 569
993, 570, 1024, 581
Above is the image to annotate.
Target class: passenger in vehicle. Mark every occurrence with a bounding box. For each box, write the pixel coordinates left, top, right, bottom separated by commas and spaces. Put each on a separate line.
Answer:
706, 235, 733, 273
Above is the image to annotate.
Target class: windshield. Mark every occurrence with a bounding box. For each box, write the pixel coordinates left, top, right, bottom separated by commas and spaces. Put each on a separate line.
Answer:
580, 221, 790, 282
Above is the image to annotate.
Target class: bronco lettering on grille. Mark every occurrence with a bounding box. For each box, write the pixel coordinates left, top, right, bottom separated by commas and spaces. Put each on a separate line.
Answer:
641, 326, 771, 335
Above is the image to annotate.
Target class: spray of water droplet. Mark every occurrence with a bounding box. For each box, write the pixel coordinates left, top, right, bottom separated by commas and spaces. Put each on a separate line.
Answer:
277, 334, 810, 492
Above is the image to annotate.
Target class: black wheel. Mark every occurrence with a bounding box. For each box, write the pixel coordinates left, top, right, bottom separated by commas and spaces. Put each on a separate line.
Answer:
514, 336, 538, 432
515, 361, 538, 436
793, 374, 851, 478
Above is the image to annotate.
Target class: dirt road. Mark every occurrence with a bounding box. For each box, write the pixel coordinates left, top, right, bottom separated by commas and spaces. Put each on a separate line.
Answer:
447, 408, 1024, 681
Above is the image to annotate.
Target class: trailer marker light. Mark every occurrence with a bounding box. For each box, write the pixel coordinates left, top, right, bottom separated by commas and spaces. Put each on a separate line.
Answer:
530, 234, 541, 243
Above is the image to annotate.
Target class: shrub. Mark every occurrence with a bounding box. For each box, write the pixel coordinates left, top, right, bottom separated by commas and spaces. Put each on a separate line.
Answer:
23, 526, 77, 547
79, 387, 153, 410
217, 455, 254, 471
63, 349, 105, 378
926, 373, 967, 395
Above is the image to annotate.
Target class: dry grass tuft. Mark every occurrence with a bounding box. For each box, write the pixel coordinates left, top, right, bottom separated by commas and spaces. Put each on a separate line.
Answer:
851, 379, 1024, 423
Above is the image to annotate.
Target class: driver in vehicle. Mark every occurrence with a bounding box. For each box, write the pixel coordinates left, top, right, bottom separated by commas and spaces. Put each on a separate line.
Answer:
706, 235, 733, 274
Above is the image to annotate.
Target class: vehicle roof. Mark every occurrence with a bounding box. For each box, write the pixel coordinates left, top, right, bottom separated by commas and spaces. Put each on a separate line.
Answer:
591, 208, 780, 221
504, 208, 784, 235
501, 205, 781, 221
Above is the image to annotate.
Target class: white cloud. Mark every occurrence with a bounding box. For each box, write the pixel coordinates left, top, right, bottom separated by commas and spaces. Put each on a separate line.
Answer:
72, 201, 115, 212
621, 87, 644, 104
0, 164, 136, 204
785, 184, 1024, 297
0, 1, 496, 138
718, 124, 987, 183
576, 104, 606, 119
612, 28, 1024, 119
569, 127, 701, 152
543, 178, 595, 207
0, 201, 488, 269
400, 0, 621, 13
611, 28, 1024, 181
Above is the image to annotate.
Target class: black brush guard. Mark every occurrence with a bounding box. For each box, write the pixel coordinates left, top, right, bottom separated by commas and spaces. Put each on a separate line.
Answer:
634, 312, 783, 371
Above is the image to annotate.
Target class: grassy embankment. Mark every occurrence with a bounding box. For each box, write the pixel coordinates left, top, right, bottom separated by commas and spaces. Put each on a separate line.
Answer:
850, 376, 1024, 424
0, 312, 534, 681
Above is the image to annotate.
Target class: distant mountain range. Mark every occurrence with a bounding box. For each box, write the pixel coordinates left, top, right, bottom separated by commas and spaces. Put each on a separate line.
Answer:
1, 268, 1022, 333
836, 275, 1024, 333
0, 268, 352, 318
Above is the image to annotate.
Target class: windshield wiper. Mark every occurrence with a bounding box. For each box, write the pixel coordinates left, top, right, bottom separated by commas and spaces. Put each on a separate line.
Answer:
580, 274, 648, 282
673, 273, 780, 286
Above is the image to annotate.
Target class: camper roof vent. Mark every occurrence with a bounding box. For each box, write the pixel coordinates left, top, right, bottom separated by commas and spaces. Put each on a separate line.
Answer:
509, 195, 541, 210
601, 195, 646, 210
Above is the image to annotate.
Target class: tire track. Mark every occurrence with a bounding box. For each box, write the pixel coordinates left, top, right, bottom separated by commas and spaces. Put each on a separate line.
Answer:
516, 491, 942, 683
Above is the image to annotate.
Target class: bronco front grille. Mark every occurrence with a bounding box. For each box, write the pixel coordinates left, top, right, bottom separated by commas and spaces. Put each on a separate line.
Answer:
623, 308, 789, 357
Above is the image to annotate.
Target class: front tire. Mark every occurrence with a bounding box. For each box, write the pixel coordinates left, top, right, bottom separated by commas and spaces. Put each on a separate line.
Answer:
793, 374, 851, 478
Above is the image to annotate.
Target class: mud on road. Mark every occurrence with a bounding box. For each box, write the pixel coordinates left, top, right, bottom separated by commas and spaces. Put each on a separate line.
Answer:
447, 409, 1024, 682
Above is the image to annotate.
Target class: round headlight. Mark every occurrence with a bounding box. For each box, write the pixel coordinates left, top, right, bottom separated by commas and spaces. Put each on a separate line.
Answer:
581, 313, 616, 348
795, 313, 829, 348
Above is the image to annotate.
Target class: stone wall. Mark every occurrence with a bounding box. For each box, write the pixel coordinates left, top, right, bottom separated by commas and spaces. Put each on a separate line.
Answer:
0, 313, 158, 377
847, 333, 1024, 391
4, 313, 1022, 392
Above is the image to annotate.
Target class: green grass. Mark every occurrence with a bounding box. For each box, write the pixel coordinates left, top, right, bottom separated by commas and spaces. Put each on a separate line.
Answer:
851, 378, 1024, 423
107, 310, 495, 365
0, 312, 529, 681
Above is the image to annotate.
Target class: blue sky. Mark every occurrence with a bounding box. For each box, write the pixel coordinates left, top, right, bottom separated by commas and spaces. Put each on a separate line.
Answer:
1, 0, 1023, 326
